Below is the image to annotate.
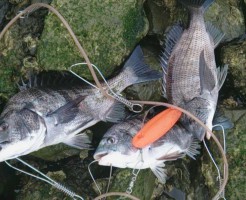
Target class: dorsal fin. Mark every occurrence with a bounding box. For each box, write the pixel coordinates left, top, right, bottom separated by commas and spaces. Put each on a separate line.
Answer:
206, 22, 225, 47
17, 71, 85, 91
161, 23, 184, 97
216, 64, 228, 90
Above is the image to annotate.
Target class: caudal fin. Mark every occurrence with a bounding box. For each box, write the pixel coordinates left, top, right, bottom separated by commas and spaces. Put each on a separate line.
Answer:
122, 46, 162, 86
179, 0, 214, 11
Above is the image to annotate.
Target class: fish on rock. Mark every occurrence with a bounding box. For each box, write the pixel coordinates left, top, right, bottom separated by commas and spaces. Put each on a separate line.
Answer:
161, 0, 228, 140
0, 46, 162, 162
94, 117, 200, 183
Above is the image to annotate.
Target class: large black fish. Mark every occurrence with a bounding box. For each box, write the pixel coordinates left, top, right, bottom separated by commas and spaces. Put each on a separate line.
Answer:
161, 0, 228, 140
0, 46, 162, 162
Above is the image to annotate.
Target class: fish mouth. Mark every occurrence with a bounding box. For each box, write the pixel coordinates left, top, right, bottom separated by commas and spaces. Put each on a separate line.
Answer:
94, 152, 108, 161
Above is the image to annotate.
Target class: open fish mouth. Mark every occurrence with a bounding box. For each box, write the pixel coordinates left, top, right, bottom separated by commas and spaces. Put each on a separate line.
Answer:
94, 152, 108, 161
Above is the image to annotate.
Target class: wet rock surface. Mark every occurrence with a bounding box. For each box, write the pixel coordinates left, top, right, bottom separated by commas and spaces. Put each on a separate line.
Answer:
0, 0, 245, 199
37, 0, 149, 80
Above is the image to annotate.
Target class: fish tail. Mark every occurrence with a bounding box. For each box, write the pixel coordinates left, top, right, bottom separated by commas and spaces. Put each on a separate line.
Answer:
179, 0, 214, 12
121, 46, 162, 87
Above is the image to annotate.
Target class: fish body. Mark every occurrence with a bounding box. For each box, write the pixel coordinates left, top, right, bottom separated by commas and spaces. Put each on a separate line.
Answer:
0, 46, 162, 162
161, 0, 228, 140
94, 117, 200, 183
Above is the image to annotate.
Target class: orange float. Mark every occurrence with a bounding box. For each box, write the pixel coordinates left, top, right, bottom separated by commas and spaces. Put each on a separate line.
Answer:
132, 108, 182, 148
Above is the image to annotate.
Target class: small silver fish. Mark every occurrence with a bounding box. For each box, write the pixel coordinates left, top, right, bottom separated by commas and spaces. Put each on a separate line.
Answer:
0, 46, 162, 162
161, 0, 228, 140
94, 117, 200, 183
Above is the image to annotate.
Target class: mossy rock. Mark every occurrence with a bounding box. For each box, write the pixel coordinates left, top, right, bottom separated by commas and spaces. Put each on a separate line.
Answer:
109, 168, 156, 200
202, 109, 246, 200
37, 0, 149, 80
221, 39, 246, 96
204, 0, 245, 41
145, 0, 245, 41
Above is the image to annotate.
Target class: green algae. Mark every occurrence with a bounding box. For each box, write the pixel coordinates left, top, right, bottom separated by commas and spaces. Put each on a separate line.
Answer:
221, 40, 246, 97
202, 109, 246, 200
109, 168, 156, 200
37, 0, 149, 80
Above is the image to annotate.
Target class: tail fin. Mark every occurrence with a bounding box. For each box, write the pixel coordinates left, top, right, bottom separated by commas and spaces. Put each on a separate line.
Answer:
122, 46, 162, 86
179, 0, 214, 11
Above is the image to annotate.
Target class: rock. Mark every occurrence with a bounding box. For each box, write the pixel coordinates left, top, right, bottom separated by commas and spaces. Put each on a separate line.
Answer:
0, 1, 48, 99
0, 1, 9, 29
30, 143, 82, 161
221, 38, 246, 98
145, 0, 245, 41
204, 0, 245, 41
109, 168, 156, 200
37, 0, 149, 80
202, 109, 246, 200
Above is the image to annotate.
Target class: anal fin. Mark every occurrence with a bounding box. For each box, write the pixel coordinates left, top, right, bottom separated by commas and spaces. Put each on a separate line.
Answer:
63, 133, 91, 149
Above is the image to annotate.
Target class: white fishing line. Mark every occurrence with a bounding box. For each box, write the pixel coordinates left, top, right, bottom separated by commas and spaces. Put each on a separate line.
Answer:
69, 63, 143, 113
88, 159, 102, 195
203, 124, 226, 200
105, 164, 113, 195
5, 158, 84, 200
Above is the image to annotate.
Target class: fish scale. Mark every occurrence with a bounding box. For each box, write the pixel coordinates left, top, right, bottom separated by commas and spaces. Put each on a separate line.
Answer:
0, 46, 162, 162
162, 0, 228, 140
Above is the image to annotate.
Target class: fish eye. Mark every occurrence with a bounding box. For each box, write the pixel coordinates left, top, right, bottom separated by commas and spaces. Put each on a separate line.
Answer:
107, 137, 116, 144
0, 122, 8, 131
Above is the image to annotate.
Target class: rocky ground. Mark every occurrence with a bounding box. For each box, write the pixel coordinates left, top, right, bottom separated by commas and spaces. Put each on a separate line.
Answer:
0, 0, 245, 199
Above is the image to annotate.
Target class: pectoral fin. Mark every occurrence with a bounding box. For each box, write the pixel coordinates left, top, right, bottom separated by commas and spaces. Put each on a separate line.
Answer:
199, 50, 216, 94
46, 95, 85, 125
105, 101, 126, 123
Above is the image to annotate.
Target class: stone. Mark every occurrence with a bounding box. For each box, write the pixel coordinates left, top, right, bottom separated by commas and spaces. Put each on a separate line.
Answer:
221, 38, 246, 97
37, 0, 149, 80
202, 109, 246, 200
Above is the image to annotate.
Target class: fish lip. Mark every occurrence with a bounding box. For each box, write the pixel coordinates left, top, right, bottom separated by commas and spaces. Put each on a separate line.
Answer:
94, 152, 108, 161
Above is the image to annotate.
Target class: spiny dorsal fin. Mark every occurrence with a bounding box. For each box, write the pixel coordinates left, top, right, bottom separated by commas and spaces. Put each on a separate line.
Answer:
216, 64, 228, 90
206, 22, 225, 47
161, 23, 184, 97
199, 50, 216, 94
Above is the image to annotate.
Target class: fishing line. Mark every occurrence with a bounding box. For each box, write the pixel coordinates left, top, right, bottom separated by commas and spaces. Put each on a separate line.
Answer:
5, 158, 84, 200
69, 63, 143, 113
0, 3, 228, 200
105, 164, 113, 196
88, 160, 102, 195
